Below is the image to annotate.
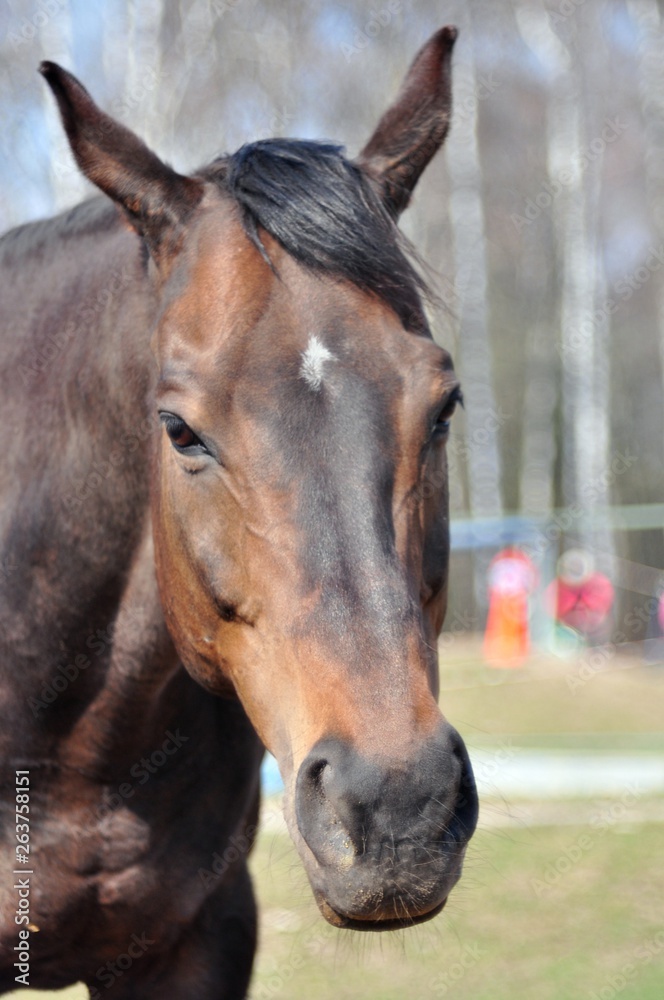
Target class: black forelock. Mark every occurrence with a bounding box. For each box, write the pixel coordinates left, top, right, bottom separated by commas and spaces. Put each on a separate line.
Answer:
203, 139, 430, 331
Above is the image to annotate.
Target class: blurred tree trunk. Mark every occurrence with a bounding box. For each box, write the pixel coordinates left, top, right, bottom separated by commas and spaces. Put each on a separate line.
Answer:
122, 0, 163, 147
578, 6, 614, 575
517, 3, 613, 573
445, 5, 504, 611
514, 6, 559, 525
628, 0, 664, 469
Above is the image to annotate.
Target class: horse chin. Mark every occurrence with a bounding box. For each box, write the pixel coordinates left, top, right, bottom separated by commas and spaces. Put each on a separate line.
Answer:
314, 892, 448, 932
292, 823, 462, 933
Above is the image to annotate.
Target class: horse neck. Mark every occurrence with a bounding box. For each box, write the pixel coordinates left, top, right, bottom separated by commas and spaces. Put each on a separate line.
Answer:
0, 197, 184, 775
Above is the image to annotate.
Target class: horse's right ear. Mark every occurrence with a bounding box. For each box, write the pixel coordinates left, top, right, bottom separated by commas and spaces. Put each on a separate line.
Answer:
39, 62, 203, 259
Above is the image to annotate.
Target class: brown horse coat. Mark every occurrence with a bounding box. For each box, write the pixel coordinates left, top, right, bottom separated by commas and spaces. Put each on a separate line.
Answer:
0, 27, 477, 998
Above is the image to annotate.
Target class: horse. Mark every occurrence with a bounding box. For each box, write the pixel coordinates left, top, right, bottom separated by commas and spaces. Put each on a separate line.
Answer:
0, 25, 478, 998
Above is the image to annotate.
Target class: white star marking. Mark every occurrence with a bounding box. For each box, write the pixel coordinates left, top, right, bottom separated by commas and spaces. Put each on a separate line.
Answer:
299, 334, 335, 391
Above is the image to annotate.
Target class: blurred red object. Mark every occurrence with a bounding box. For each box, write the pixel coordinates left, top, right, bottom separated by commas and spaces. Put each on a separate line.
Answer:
483, 547, 536, 668
545, 549, 614, 639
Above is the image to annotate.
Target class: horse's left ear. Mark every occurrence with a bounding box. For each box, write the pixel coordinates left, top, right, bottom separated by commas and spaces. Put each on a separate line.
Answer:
356, 26, 457, 218
39, 62, 203, 259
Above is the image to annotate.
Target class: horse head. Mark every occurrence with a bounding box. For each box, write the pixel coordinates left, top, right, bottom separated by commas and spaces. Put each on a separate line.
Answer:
41, 26, 478, 930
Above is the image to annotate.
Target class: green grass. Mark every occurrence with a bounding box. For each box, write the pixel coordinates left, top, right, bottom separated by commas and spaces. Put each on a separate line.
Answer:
437, 639, 664, 743
8, 647, 664, 998
249, 819, 664, 1000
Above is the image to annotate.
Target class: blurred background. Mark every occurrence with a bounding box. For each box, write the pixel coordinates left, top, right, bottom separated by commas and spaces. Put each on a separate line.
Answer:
1, 1, 663, 999
2, 0, 664, 641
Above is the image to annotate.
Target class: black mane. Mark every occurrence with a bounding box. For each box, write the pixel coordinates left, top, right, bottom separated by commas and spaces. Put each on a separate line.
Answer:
204, 139, 430, 331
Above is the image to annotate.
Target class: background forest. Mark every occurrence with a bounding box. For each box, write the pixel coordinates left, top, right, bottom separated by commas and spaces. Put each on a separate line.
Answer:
3, 0, 662, 640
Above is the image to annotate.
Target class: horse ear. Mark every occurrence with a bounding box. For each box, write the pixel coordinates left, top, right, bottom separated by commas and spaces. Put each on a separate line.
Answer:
356, 26, 457, 218
39, 62, 203, 258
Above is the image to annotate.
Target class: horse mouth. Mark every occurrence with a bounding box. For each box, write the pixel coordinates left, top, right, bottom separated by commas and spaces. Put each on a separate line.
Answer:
314, 892, 447, 932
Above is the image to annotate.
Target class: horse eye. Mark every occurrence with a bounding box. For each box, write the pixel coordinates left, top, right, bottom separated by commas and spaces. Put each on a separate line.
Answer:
433, 388, 463, 439
160, 413, 207, 454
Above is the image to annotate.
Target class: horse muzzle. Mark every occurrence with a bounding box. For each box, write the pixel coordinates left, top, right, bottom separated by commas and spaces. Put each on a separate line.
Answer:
291, 724, 478, 930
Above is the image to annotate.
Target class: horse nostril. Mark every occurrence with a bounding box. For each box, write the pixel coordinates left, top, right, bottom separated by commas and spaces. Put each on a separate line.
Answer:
297, 752, 357, 867
300, 756, 330, 809
296, 731, 478, 875
308, 757, 328, 790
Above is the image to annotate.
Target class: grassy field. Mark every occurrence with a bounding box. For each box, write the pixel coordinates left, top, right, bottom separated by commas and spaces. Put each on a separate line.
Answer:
437, 638, 664, 744
249, 819, 664, 1000
8, 644, 664, 999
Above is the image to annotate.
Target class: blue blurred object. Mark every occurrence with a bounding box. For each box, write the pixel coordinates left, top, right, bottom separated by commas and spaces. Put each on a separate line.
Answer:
261, 753, 283, 795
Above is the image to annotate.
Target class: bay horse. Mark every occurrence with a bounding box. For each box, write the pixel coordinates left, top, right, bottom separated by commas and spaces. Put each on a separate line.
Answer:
0, 26, 478, 998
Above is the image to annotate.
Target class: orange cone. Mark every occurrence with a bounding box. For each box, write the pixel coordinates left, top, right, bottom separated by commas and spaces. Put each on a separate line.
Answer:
483, 548, 535, 668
